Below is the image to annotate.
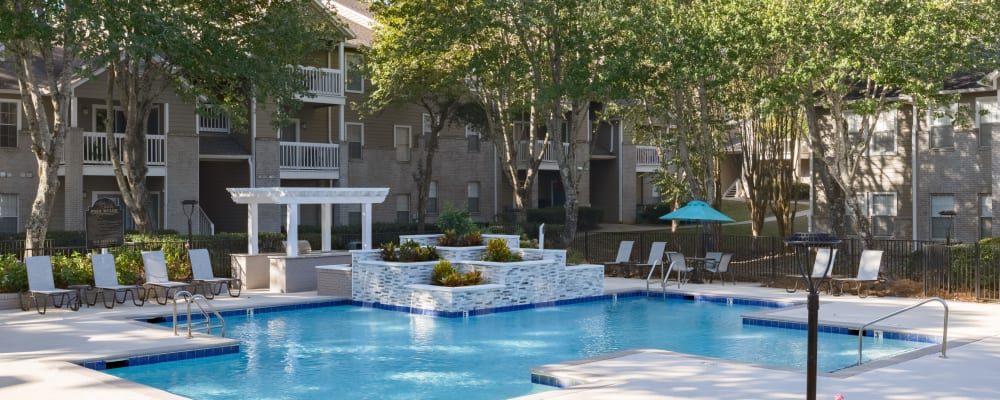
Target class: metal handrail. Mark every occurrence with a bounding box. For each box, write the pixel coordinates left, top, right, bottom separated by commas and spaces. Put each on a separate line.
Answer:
856, 297, 948, 365
171, 290, 226, 338
645, 259, 663, 292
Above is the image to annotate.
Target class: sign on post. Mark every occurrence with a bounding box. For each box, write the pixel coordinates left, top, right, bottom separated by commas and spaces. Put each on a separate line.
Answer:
86, 199, 124, 249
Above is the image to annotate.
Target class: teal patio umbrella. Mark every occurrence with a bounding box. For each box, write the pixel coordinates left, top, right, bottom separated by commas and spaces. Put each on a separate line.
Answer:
659, 200, 734, 257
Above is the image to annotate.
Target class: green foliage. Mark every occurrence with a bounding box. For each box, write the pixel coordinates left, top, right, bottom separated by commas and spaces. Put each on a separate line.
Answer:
438, 229, 483, 247
436, 207, 478, 237
109, 247, 144, 285
481, 239, 522, 263
638, 203, 673, 224
0, 254, 27, 292
50, 253, 93, 287
430, 260, 483, 287
380, 241, 439, 262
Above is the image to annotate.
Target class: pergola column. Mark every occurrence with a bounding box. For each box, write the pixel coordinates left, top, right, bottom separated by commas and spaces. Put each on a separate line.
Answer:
248, 203, 259, 255
321, 203, 332, 252
286, 204, 300, 257
362, 202, 373, 250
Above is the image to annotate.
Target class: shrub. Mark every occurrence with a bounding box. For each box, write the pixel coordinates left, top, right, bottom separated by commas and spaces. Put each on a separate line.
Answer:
482, 238, 522, 262
436, 206, 478, 237
430, 260, 483, 287
50, 252, 93, 287
109, 247, 144, 285
0, 254, 27, 292
638, 203, 673, 224
380, 241, 439, 262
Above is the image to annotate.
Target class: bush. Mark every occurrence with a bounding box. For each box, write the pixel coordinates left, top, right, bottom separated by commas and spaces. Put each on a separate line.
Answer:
436, 207, 478, 237
109, 247, 144, 285
482, 238, 522, 262
50, 252, 93, 287
638, 203, 673, 224
380, 241, 439, 262
0, 254, 27, 292
430, 260, 483, 287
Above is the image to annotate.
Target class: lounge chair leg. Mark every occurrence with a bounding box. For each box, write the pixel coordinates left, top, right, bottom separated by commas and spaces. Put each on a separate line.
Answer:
102, 290, 115, 309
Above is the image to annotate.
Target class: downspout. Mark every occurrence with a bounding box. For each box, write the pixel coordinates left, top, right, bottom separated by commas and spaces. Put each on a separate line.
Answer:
250, 97, 257, 188
494, 143, 498, 220
808, 135, 815, 231
912, 101, 919, 241
164, 102, 170, 231
618, 120, 624, 223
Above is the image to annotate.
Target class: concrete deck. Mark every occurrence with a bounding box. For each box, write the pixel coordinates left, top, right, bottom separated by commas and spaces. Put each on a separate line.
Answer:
0, 279, 997, 399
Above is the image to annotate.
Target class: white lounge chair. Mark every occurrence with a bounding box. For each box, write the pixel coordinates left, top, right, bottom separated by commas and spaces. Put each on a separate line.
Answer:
603, 240, 634, 276
21, 256, 80, 314
141, 250, 189, 305
705, 253, 733, 285
663, 251, 695, 288
91, 253, 145, 308
786, 248, 838, 293
188, 248, 241, 298
833, 250, 883, 298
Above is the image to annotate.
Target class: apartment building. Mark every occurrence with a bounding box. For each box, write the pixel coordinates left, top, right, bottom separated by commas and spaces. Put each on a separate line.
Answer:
809, 72, 1000, 242
0, 0, 658, 237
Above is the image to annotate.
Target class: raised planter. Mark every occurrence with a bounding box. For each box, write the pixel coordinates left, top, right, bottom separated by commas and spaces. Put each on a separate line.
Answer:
0, 292, 21, 310
407, 284, 505, 313
316, 265, 352, 297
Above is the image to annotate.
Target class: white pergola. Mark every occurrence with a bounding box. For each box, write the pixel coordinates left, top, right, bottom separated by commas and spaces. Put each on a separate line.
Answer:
227, 187, 389, 256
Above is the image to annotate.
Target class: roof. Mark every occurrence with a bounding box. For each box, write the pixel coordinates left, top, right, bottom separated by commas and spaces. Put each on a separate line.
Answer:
329, 0, 375, 47
227, 187, 390, 205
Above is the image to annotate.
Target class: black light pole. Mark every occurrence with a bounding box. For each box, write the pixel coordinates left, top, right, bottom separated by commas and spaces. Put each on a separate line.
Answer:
784, 232, 840, 400
939, 210, 957, 245
182, 200, 198, 246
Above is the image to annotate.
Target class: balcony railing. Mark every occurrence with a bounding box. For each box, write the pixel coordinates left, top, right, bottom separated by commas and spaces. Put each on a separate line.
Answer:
83, 132, 166, 165
516, 140, 566, 163
636, 145, 659, 171
279, 141, 340, 170
299, 66, 343, 98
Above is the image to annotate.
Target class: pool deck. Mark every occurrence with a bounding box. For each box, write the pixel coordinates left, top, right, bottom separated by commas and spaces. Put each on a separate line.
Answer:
0, 279, 997, 399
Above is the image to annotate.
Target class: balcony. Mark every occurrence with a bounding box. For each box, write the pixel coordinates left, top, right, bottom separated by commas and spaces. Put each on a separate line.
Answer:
636, 145, 659, 172
297, 66, 344, 105
279, 141, 340, 180
80, 132, 166, 176
516, 140, 566, 170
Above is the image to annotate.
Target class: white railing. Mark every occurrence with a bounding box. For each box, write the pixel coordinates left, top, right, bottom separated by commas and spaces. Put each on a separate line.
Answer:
636, 145, 660, 169
197, 205, 215, 236
198, 115, 230, 133
82, 132, 166, 165
279, 141, 340, 170
515, 140, 566, 163
299, 66, 343, 98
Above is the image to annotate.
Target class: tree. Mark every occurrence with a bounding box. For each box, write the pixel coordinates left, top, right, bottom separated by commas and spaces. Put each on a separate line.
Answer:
366, 0, 474, 233
82, 0, 342, 233
0, 0, 85, 254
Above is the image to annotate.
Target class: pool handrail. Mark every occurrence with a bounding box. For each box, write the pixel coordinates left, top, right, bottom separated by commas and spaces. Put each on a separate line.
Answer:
856, 297, 948, 366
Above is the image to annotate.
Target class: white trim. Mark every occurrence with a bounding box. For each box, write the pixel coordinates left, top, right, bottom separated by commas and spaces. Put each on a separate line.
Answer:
0, 99, 21, 145
869, 110, 897, 155
393, 125, 412, 162
346, 122, 364, 145
345, 53, 364, 94
975, 96, 999, 129
0, 193, 18, 233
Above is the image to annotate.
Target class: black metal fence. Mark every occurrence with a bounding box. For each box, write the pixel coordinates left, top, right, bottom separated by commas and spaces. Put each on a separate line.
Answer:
3, 231, 998, 302
572, 231, 1000, 302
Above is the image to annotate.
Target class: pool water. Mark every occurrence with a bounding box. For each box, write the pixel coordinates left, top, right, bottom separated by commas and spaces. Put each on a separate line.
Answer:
106, 297, 929, 400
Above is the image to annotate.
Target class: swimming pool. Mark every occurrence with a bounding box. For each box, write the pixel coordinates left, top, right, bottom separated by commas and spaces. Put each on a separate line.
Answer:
105, 295, 930, 400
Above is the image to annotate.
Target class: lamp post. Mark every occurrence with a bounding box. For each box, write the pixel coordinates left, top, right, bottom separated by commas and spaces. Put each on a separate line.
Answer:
939, 210, 957, 245
784, 231, 841, 400
182, 200, 198, 246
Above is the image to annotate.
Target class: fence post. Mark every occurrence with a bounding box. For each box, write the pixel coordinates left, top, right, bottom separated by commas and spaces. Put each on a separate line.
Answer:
975, 243, 981, 301
769, 236, 777, 281
584, 231, 590, 262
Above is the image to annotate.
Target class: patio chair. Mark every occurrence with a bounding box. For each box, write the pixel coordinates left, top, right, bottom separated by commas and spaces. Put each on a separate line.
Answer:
833, 250, 883, 298
603, 240, 634, 277
141, 250, 189, 305
663, 251, 694, 288
640, 242, 668, 286
91, 253, 145, 308
188, 248, 241, 298
785, 248, 838, 294
705, 253, 733, 285
21, 256, 80, 314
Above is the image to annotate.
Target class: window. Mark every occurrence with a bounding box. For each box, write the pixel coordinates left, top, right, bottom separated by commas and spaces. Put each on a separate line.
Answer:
94, 107, 126, 133
345, 53, 364, 93
394, 125, 411, 162
347, 204, 361, 226
869, 111, 896, 155
346, 122, 364, 160
420, 113, 433, 149
980, 194, 993, 239
513, 121, 530, 140
929, 104, 956, 149
428, 181, 438, 214
467, 182, 480, 213
870, 192, 897, 237
146, 107, 160, 135
396, 194, 410, 223
279, 119, 300, 142
930, 194, 956, 240
0, 193, 17, 233
466, 124, 480, 152
279, 119, 301, 166
0, 101, 18, 148
977, 97, 999, 147
845, 112, 863, 144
